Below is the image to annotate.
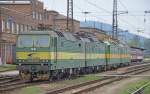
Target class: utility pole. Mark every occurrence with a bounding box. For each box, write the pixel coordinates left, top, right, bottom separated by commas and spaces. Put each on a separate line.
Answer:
67, 0, 74, 32
112, 0, 118, 39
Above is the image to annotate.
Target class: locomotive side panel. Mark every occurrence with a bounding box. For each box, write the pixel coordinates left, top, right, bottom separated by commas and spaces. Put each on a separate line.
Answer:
50, 37, 85, 70
86, 42, 105, 67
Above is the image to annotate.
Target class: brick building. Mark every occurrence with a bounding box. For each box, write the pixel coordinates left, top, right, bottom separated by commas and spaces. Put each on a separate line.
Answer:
0, 0, 110, 65
80, 27, 112, 41
0, 0, 81, 65
0, 0, 50, 65
47, 10, 80, 32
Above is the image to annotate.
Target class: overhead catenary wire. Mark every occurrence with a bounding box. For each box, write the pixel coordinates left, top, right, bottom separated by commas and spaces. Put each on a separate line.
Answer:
118, 17, 138, 31
82, 0, 140, 34
2, 0, 149, 35
118, 0, 128, 11
118, 0, 145, 30
84, 0, 112, 14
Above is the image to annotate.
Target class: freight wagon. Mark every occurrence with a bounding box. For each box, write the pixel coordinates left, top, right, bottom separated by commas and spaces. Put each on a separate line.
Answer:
130, 46, 145, 62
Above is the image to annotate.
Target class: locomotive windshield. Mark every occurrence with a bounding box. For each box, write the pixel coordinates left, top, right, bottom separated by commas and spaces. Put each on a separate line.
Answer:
17, 35, 50, 47
17, 36, 33, 47
35, 36, 50, 47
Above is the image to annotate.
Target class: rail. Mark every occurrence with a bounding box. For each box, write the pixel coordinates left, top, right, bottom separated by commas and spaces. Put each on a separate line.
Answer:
46, 65, 150, 94
131, 82, 150, 94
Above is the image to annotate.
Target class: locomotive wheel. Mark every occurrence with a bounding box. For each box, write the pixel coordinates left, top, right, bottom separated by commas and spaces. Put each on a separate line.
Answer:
19, 72, 31, 82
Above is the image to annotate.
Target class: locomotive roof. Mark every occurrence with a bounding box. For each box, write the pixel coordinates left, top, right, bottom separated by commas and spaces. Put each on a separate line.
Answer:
18, 31, 53, 35
18, 30, 129, 47
18, 30, 99, 43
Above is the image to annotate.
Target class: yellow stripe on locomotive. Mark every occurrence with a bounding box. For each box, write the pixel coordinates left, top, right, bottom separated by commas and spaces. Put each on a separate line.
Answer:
16, 52, 130, 60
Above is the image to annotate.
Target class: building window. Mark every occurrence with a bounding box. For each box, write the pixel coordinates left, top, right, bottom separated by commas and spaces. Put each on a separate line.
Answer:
23, 24, 25, 31
13, 22, 17, 34
12, 22, 14, 34
30, 26, 33, 30
16, 24, 19, 34
39, 14, 42, 20
2, 20, 5, 32
20, 24, 24, 32
28, 26, 31, 31
6, 21, 10, 32
36, 12, 39, 20
24, 25, 27, 32
26, 25, 29, 31
32, 11, 36, 19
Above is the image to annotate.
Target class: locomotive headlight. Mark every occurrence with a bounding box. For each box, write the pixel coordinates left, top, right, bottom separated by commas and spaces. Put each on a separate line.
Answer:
19, 60, 22, 62
42, 60, 48, 62
18, 60, 25, 62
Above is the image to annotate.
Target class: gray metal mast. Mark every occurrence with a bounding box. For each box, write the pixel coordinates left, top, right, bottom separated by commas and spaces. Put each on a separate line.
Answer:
112, 0, 118, 39
67, 0, 74, 32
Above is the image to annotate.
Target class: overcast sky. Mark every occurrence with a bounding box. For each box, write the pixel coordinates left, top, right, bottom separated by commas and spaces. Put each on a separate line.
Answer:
40, 0, 150, 38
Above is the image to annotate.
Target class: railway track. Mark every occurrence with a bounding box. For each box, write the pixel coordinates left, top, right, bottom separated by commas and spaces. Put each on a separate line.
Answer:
0, 63, 150, 94
46, 64, 150, 94
0, 76, 59, 93
131, 81, 150, 94
0, 75, 26, 94
0, 75, 19, 83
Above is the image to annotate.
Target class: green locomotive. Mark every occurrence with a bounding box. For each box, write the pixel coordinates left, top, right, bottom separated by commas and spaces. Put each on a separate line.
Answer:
13, 30, 130, 81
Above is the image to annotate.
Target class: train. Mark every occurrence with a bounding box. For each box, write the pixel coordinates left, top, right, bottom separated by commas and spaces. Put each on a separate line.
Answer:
130, 46, 145, 63
13, 30, 134, 81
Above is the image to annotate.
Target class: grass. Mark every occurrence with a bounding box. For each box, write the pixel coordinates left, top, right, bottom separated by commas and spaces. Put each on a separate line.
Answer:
143, 83, 150, 94
14, 74, 100, 94
143, 58, 150, 63
0, 64, 16, 72
117, 79, 150, 94
15, 86, 45, 94
47, 74, 100, 89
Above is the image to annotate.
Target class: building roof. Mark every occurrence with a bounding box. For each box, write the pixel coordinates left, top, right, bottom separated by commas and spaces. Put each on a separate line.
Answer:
47, 10, 59, 16
0, 0, 31, 5
0, 0, 43, 5
55, 14, 80, 22
80, 27, 106, 34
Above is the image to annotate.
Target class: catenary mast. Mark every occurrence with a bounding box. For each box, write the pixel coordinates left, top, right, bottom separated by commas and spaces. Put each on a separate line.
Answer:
67, 0, 74, 32
112, 0, 118, 39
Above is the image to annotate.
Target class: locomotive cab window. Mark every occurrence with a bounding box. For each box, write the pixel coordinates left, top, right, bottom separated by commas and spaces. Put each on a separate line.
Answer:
17, 35, 50, 48
17, 35, 33, 47
35, 36, 50, 47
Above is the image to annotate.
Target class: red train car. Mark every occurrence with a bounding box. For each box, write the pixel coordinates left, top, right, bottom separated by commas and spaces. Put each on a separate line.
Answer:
130, 46, 145, 62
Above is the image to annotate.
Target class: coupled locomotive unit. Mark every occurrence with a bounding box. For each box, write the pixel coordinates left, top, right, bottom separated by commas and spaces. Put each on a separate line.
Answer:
13, 30, 130, 81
